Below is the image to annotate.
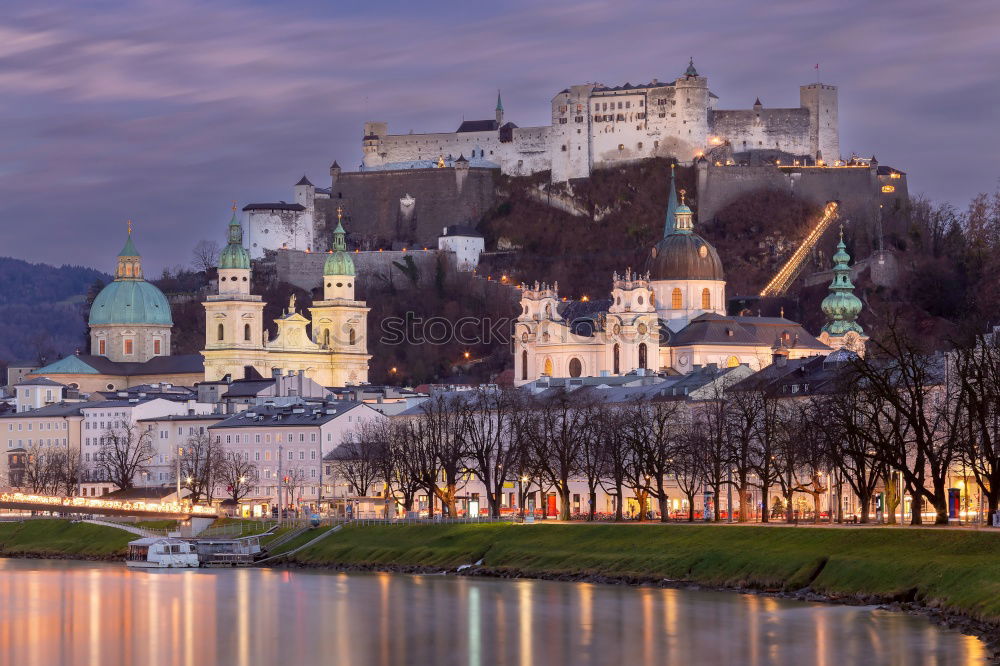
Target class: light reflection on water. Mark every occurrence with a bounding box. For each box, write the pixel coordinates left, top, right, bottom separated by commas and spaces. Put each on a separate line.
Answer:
0, 559, 985, 666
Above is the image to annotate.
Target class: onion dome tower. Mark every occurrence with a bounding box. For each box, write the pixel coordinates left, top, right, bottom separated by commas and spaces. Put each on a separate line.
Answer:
310, 205, 370, 376
89, 222, 173, 362
323, 206, 356, 301
819, 228, 867, 355
218, 204, 252, 295
647, 170, 726, 332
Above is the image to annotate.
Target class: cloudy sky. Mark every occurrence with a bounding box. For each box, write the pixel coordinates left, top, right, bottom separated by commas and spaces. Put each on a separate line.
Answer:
1, 0, 997, 274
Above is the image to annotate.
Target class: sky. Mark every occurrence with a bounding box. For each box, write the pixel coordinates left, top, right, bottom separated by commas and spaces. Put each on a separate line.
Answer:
1, 0, 997, 274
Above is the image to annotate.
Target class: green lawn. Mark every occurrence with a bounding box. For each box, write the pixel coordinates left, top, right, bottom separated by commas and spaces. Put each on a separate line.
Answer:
1, 519, 997, 625
290, 523, 1000, 623
0, 519, 133, 557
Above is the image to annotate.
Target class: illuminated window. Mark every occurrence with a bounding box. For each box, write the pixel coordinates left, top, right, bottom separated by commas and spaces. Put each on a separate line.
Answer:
881, 185, 895, 193
727, 356, 740, 368
543, 358, 553, 376
701, 288, 711, 309
890, 172, 901, 179
123, 339, 134, 355
671, 288, 682, 309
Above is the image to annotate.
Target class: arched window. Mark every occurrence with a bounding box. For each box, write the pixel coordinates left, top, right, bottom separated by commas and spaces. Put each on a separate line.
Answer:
217, 323, 224, 341
638, 343, 647, 369
613, 344, 620, 375
569, 358, 582, 378
543, 358, 553, 376
323, 329, 330, 347
244, 324, 251, 341
701, 288, 711, 309
726, 355, 740, 368
671, 288, 682, 309
521, 351, 528, 381
98, 339, 106, 355
349, 329, 356, 346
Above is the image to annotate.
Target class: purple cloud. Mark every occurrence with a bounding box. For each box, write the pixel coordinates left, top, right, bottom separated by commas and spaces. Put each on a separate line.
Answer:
0, 0, 996, 273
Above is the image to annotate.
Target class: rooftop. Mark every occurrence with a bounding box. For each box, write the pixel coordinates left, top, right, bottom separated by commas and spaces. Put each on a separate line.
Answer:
211, 401, 366, 428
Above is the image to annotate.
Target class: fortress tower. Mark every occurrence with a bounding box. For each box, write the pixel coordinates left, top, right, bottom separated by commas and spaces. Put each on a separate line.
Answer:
800, 83, 839, 163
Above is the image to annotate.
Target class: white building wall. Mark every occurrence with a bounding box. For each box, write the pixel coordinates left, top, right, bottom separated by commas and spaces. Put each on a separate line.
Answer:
438, 235, 484, 271
362, 73, 836, 183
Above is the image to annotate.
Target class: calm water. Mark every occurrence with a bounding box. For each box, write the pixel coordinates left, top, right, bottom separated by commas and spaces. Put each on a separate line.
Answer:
0, 560, 985, 665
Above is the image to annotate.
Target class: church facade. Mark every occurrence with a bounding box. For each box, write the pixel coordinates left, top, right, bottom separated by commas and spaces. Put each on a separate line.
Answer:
201, 209, 370, 387
513, 167, 864, 386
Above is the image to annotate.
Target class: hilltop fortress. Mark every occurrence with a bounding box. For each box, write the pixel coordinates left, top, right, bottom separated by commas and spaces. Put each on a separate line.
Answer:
244, 59, 906, 263
361, 59, 838, 182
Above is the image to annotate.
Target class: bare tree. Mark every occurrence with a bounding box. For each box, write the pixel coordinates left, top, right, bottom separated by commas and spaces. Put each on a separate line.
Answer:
328, 426, 386, 498
378, 420, 422, 515
461, 386, 525, 518
281, 468, 307, 510
23, 446, 59, 494
629, 398, 685, 522
218, 451, 259, 505
523, 389, 588, 521
192, 239, 221, 273
97, 423, 155, 490
50, 449, 84, 497
953, 333, 1000, 520
821, 378, 884, 523
850, 323, 961, 525
674, 421, 705, 521
179, 431, 226, 502
413, 394, 468, 516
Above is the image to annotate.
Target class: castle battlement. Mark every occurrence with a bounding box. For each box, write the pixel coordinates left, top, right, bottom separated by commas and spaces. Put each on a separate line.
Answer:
360, 59, 839, 183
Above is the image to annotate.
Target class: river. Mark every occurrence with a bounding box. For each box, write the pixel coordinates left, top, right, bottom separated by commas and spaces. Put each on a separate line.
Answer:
0, 560, 985, 665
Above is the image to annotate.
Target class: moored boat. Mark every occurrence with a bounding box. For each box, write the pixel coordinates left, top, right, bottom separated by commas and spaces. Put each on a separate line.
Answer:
125, 537, 200, 568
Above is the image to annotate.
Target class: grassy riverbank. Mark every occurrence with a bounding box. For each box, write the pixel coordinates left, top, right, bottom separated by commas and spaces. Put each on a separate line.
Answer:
2, 519, 998, 627
287, 523, 1000, 624
0, 519, 133, 558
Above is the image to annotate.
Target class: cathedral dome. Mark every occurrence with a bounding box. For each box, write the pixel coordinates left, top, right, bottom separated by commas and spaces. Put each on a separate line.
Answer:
90, 230, 172, 326
647, 186, 724, 282
89, 274, 172, 326
648, 233, 725, 281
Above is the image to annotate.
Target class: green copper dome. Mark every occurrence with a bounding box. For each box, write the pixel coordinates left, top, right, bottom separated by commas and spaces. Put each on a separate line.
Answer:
821, 230, 864, 336
90, 231, 172, 326
89, 280, 173, 326
324, 220, 355, 276
218, 211, 251, 270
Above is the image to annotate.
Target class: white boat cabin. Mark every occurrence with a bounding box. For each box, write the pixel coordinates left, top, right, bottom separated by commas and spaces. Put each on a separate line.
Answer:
126, 537, 200, 569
